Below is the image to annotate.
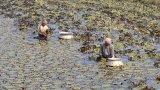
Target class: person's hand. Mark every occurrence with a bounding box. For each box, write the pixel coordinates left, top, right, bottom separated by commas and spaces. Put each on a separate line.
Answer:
40, 32, 47, 36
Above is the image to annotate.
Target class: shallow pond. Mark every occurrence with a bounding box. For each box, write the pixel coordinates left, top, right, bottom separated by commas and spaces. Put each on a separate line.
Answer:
0, 0, 160, 90
0, 14, 160, 90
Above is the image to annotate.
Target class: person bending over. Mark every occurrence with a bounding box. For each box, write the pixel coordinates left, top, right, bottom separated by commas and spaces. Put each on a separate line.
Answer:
38, 19, 49, 40
99, 38, 115, 60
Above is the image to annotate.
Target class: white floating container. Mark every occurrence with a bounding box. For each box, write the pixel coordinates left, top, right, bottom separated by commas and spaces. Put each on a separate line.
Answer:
59, 31, 73, 39
107, 58, 124, 66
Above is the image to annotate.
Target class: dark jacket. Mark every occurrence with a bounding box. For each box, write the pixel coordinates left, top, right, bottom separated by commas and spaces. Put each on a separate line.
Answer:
99, 43, 115, 58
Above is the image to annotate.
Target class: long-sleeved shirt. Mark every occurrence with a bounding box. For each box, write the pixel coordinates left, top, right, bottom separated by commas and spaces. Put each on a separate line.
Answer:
99, 43, 115, 58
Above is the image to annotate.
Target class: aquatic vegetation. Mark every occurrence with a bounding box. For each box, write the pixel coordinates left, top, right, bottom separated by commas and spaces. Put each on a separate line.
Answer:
155, 54, 160, 61
0, 0, 159, 57
154, 61, 160, 68
0, 0, 160, 89
34, 0, 45, 6
156, 75, 160, 83
93, 45, 101, 53
141, 0, 160, 5
129, 55, 138, 61
101, 58, 107, 65
114, 42, 124, 51
141, 86, 156, 90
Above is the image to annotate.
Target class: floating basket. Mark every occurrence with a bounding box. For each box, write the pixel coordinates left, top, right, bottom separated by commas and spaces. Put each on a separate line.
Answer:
59, 32, 73, 39
107, 58, 124, 66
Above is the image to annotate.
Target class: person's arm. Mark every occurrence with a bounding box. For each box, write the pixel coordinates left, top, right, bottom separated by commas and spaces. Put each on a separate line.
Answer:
99, 44, 103, 57
99, 44, 107, 58
110, 45, 115, 58
46, 25, 49, 30
38, 24, 41, 33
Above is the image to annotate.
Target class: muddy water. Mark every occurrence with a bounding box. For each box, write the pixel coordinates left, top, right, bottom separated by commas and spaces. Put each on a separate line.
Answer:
0, 15, 160, 90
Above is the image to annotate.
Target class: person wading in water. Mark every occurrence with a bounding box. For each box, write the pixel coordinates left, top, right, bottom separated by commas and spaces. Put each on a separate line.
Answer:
38, 19, 49, 40
99, 38, 115, 60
